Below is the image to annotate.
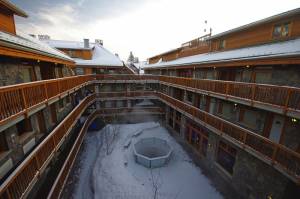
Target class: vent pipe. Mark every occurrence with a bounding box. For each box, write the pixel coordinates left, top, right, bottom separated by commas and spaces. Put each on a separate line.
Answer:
83, 38, 90, 48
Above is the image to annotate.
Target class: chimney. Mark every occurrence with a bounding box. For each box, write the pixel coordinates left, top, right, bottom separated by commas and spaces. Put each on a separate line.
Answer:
83, 38, 90, 48
95, 39, 103, 46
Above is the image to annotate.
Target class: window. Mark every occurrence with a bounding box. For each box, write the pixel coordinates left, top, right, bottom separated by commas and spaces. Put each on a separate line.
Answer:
272, 22, 291, 38
219, 39, 226, 50
217, 141, 237, 174
186, 122, 209, 156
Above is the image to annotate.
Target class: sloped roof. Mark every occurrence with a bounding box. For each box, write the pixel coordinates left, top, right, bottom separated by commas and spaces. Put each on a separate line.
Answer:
144, 38, 300, 69
210, 8, 300, 40
43, 39, 94, 50
45, 40, 123, 67
0, 0, 28, 17
0, 30, 73, 62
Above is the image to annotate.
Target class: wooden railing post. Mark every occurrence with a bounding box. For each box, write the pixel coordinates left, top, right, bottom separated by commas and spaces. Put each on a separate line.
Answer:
283, 88, 292, 113
271, 146, 279, 165
20, 88, 28, 116
251, 84, 256, 106
44, 83, 49, 104
225, 83, 229, 99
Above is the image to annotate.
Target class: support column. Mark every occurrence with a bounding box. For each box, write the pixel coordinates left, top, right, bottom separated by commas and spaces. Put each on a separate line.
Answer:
183, 90, 187, 102
95, 84, 101, 109
126, 83, 131, 108
180, 115, 187, 139
165, 106, 170, 126
172, 110, 176, 129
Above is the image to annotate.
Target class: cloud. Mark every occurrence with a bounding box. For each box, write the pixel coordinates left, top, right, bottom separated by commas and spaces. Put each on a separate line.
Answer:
12, 0, 300, 61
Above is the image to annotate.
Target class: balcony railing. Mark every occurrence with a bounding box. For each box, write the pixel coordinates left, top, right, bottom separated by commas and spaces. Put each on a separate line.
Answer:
159, 76, 300, 117
47, 110, 98, 199
0, 94, 96, 199
1, 74, 300, 198
0, 75, 95, 126
97, 91, 157, 98
158, 92, 300, 182
95, 75, 300, 116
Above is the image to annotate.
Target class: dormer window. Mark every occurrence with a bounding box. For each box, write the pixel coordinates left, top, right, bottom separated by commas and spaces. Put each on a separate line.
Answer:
219, 39, 226, 50
272, 22, 291, 38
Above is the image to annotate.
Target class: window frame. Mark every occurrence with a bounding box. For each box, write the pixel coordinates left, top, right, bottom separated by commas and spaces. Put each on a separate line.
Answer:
272, 21, 292, 39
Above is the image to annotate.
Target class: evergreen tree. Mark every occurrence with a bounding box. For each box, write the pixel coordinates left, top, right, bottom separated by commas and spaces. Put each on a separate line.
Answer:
127, 51, 135, 63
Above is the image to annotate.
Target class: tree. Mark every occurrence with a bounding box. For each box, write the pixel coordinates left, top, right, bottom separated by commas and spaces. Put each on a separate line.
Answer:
127, 51, 135, 63
150, 169, 163, 199
134, 57, 139, 63
102, 114, 120, 155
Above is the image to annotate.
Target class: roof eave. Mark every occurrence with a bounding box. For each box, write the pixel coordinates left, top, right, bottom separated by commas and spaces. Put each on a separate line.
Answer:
0, 0, 28, 17
0, 40, 75, 64
144, 52, 300, 70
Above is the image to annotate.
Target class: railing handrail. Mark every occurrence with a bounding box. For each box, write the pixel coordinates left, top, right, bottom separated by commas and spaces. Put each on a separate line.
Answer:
0, 74, 300, 195
0, 94, 96, 198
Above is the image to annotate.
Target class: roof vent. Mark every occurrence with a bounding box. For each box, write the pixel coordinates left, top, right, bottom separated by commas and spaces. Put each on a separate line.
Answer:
83, 38, 90, 48
38, 34, 50, 40
95, 39, 103, 46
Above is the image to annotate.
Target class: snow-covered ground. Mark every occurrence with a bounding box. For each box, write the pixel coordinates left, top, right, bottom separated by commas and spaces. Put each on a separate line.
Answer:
64, 122, 223, 199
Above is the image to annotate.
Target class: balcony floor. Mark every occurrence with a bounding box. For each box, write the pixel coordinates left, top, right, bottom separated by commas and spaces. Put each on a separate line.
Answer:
62, 122, 223, 199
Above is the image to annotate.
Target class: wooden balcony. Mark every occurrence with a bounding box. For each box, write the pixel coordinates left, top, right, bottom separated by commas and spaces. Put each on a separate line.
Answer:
158, 92, 300, 183
0, 75, 95, 127
0, 74, 300, 198
97, 91, 157, 99
159, 76, 300, 119
0, 94, 96, 199
0, 90, 163, 199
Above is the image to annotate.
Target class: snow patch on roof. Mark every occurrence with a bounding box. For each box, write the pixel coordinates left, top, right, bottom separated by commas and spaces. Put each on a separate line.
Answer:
44, 39, 94, 50
0, 30, 73, 62
74, 44, 123, 67
45, 39, 123, 67
145, 39, 300, 69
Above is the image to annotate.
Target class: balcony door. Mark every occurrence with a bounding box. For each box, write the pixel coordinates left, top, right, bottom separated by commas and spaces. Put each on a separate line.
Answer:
269, 115, 284, 143
40, 63, 55, 80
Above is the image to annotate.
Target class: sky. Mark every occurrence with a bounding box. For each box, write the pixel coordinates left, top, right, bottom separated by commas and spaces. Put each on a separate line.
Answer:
12, 0, 300, 61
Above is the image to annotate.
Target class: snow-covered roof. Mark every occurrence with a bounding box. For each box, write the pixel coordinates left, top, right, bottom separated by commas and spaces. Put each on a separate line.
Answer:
144, 38, 300, 69
45, 39, 123, 67
43, 39, 94, 50
74, 45, 123, 67
133, 61, 147, 69
0, 30, 73, 62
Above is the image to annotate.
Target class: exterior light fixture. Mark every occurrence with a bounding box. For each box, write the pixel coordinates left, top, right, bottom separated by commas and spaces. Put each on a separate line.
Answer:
291, 118, 298, 123
37, 59, 40, 63
246, 65, 250, 68
234, 103, 238, 106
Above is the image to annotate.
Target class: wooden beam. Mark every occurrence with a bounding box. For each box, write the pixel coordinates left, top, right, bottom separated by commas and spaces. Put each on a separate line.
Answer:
0, 45, 75, 66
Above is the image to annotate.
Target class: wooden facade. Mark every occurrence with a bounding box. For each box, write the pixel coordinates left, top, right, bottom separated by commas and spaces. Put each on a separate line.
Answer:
0, 6, 16, 34
60, 48, 93, 60
147, 9, 300, 65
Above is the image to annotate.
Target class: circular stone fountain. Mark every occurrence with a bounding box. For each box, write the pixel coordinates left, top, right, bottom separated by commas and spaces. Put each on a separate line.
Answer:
133, 137, 172, 168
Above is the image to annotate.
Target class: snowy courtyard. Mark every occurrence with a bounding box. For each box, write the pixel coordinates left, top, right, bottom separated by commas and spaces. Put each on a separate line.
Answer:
63, 122, 223, 199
